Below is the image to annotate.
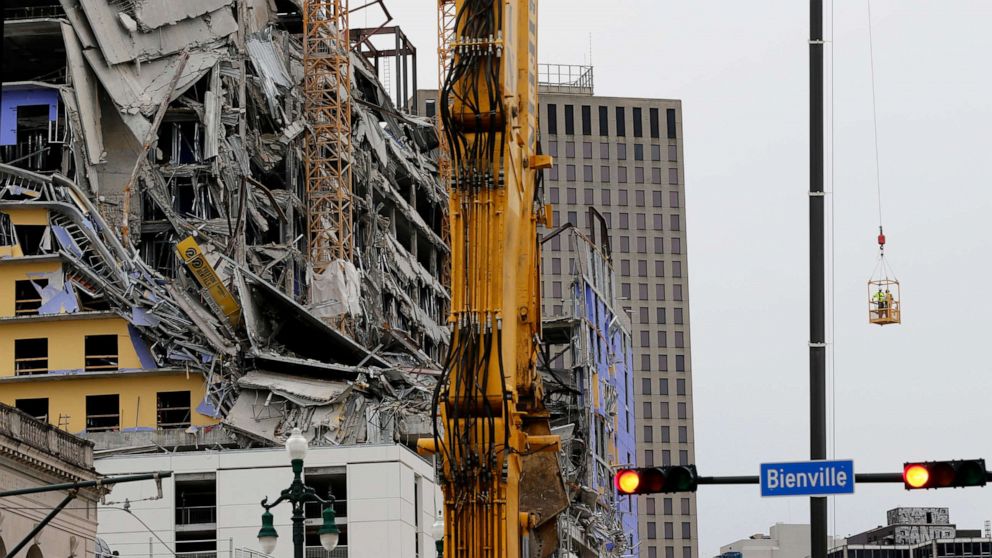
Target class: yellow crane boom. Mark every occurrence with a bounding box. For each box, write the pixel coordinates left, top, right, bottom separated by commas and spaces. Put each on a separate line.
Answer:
419, 0, 567, 557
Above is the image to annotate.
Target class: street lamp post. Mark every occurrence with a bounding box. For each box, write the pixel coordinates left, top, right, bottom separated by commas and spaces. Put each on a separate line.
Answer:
431, 511, 444, 558
258, 428, 340, 558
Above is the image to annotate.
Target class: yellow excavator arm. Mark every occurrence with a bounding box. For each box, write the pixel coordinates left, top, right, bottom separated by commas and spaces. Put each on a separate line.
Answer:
418, 1, 567, 557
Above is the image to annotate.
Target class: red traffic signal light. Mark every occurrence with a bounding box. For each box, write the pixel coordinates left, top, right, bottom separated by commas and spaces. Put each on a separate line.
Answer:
903, 459, 987, 490
614, 466, 698, 495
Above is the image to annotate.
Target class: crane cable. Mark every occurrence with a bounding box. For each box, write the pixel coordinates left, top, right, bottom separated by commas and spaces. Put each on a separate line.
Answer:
867, 0, 892, 280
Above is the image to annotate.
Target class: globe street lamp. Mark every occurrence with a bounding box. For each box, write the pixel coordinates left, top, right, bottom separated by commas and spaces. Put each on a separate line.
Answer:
431, 511, 444, 558
257, 428, 340, 558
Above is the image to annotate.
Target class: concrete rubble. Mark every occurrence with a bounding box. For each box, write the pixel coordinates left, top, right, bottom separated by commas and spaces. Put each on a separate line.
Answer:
1, 0, 449, 451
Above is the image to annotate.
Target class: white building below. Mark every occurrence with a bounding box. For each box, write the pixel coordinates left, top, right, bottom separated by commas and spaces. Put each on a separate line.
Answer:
718, 524, 845, 558
95, 444, 439, 558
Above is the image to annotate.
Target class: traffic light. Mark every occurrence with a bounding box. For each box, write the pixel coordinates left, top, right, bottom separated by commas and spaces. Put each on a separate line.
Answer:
902, 459, 987, 490
614, 466, 699, 495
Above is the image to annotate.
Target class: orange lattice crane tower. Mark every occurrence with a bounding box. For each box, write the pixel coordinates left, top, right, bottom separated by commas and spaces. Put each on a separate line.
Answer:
419, 0, 568, 557
303, 1, 353, 274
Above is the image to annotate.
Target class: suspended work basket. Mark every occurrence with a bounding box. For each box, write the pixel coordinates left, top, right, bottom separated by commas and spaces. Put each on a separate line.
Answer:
868, 277, 900, 326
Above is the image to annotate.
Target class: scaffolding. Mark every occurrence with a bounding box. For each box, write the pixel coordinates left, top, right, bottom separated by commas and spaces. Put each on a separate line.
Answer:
304, 0, 353, 274
436, 0, 456, 291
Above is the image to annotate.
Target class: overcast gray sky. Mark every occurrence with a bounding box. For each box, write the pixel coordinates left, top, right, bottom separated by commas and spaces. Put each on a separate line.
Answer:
381, 1, 992, 554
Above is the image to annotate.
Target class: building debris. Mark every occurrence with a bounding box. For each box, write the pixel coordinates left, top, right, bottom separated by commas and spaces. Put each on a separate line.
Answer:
2, 0, 448, 451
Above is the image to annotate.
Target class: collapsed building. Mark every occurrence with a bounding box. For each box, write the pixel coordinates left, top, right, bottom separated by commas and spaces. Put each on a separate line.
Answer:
0, 0, 449, 452
539, 215, 638, 558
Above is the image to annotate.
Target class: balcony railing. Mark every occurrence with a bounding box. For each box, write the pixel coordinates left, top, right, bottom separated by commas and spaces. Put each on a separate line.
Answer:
3, 5, 66, 20
305, 546, 348, 558
0, 404, 92, 469
177, 505, 218, 526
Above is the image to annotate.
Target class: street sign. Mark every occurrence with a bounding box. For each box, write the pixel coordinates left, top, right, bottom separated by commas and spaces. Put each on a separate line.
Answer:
760, 459, 855, 497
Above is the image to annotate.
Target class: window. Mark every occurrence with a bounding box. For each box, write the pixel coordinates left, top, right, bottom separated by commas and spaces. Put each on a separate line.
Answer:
659, 379, 669, 396
549, 187, 559, 203
650, 108, 661, 138
657, 307, 667, 324
676, 355, 686, 372
621, 282, 631, 297
157, 391, 192, 429
618, 189, 629, 206
564, 105, 575, 135
674, 307, 684, 324
618, 167, 628, 183
649, 548, 658, 558
654, 237, 665, 254
584, 188, 594, 204
667, 548, 676, 558
174, 472, 218, 535
601, 189, 611, 205
581, 105, 592, 135
15, 338, 48, 375
599, 142, 610, 159
16, 398, 49, 422
681, 498, 690, 514
656, 283, 666, 300
660, 426, 671, 443
679, 450, 689, 464
663, 498, 673, 515
677, 402, 687, 419
583, 165, 593, 182
664, 522, 674, 540
659, 354, 669, 371
671, 214, 681, 231
670, 191, 680, 208
599, 106, 609, 136
424, 99, 436, 118
566, 141, 576, 158
600, 166, 610, 182
678, 426, 688, 443
658, 331, 667, 347
646, 498, 656, 515
566, 188, 577, 204
566, 165, 576, 182
653, 214, 664, 231
636, 237, 647, 253
552, 281, 563, 298
634, 144, 645, 161
637, 259, 648, 276
633, 107, 643, 137
669, 168, 680, 185
672, 238, 682, 255
621, 259, 631, 275
642, 378, 652, 395
669, 144, 678, 161
617, 143, 627, 160
582, 141, 593, 159
14, 279, 45, 315
673, 285, 684, 302
635, 167, 645, 183
640, 353, 651, 370
549, 165, 559, 181
619, 213, 629, 230
677, 379, 686, 396
651, 144, 662, 161
675, 332, 685, 348
86, 394, 120, 432
683, 545, 693, 558
643, 401, 653, 419
638, 283, 649, 299
635, 190, 646, 207
652, 191, 663, 208
645, 450, 655, 467
551, 258, 561, 274
640, 330, 651, 347
616, 107, 626, 136
85, 335, 119, 371
643, 425, 654, 443
651, 168, 663, 184
547, 104, 557, 134
660, 402, 670, 418
647, 522, 657, 540
666, 108, 677, 138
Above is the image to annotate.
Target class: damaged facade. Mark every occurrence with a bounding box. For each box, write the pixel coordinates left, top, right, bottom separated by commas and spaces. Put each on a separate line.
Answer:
1, 0, 448, 452
539, 219, 637, 558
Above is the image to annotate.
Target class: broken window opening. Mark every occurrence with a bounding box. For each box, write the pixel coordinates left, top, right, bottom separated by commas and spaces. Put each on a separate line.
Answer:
141, 192, 167, 221
15, 224, 48, 255
84, 334, 119, 371
14, 338, 47, 375
1, 104, 65, 172
170, 176, 216, 219
0, 213, 16, 245
85, 394, 120, 432
158, 121, 205, 165
157, 391, 192, 429
175, 472, 217, 549
16, 397, 49, 422
141, 234, 179, 278
14, 279, 47, 315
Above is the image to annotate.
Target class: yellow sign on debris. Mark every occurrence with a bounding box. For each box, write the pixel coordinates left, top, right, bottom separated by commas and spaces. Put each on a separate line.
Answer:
176, 236, 241, 327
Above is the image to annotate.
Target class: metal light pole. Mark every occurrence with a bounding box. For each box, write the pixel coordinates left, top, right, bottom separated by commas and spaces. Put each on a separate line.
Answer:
431, 511, 444, 558
809, 1, 828, 558
258, 428, 340, 558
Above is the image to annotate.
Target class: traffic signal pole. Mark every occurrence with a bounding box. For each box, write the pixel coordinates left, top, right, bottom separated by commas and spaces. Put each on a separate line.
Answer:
809, 1, 828, 558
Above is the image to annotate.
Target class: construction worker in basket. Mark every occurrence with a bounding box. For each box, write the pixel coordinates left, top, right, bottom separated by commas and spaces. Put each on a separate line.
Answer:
884, 289, 894, 318
874, 288, 887, 319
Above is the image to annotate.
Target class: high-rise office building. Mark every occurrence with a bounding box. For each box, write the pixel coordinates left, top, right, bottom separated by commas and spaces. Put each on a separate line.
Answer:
536, 65, 697, 558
